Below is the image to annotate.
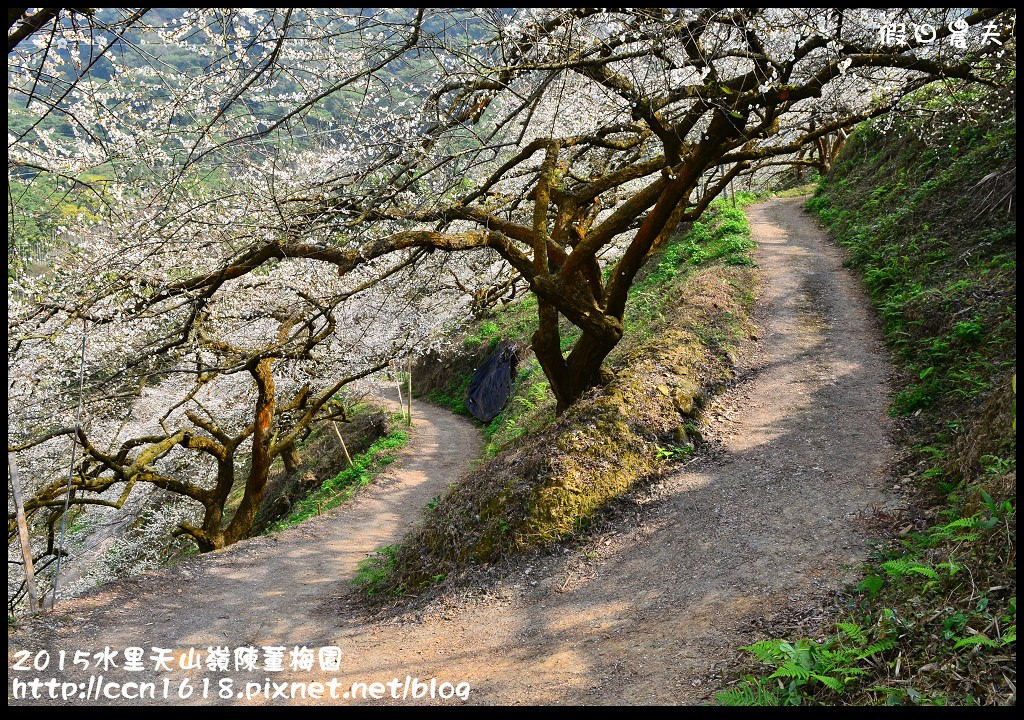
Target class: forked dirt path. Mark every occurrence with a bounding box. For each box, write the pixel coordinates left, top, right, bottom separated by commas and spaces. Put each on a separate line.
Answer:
9, 198, 896, 705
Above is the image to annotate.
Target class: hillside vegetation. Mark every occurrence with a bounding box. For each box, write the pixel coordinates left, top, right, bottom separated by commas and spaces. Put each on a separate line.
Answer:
719, 92, 1016, 706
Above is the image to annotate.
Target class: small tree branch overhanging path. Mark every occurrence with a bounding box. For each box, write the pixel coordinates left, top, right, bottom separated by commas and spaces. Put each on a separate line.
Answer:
8, 199, 896, 705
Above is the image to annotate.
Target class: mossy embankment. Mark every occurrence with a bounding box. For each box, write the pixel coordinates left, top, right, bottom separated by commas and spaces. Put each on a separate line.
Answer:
363, 197, 759, 595
719, 91, 1016, 706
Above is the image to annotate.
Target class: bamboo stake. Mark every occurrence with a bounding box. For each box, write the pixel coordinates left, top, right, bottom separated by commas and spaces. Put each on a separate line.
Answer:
9, 454, 39, 613
406, 358, 413, 427
331, 422, 354, 467
395, 373, 406, 422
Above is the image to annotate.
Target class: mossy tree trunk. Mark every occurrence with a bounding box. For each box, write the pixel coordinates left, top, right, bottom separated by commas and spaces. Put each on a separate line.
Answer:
527, 112, 747, 413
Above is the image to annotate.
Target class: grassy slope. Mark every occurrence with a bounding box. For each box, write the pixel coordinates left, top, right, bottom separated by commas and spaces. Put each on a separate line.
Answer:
719, 95, 1016, 706
268, 428, 409, 532
358, 195, 760, 595
219, 405, 400, 536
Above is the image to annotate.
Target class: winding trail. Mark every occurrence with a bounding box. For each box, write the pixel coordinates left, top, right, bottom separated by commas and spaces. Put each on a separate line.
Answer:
9, 198, 897, 705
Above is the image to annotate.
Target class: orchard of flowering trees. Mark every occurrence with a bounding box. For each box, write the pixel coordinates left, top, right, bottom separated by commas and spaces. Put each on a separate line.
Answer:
7, 8, 1016, 597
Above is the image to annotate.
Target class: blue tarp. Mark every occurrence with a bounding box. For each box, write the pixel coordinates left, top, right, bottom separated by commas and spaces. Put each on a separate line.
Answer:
465, 343, 519, 422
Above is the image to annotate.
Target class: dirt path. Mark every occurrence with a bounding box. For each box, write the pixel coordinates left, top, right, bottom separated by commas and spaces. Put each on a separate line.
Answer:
8, 398, 483, 699
9, 198, 896, 705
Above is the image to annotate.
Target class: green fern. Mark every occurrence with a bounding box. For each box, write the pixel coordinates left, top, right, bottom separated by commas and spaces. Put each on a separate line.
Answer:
936, 517, 978, 531
934, 560, 963, 576
742, 639, 787, 664
880, 558, 940, 580
839, 668, 869, 679
715, 686, 757, 706
953, 634, 1000, 649
715, 679, 781, 706
721, 618, 900, 705
837, 622, 865, 643
811, 674, 845, 692
925, 516, 981, 544
858, 573, 884, 597
769, 662, 812, 681
856, 639, 896, 660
